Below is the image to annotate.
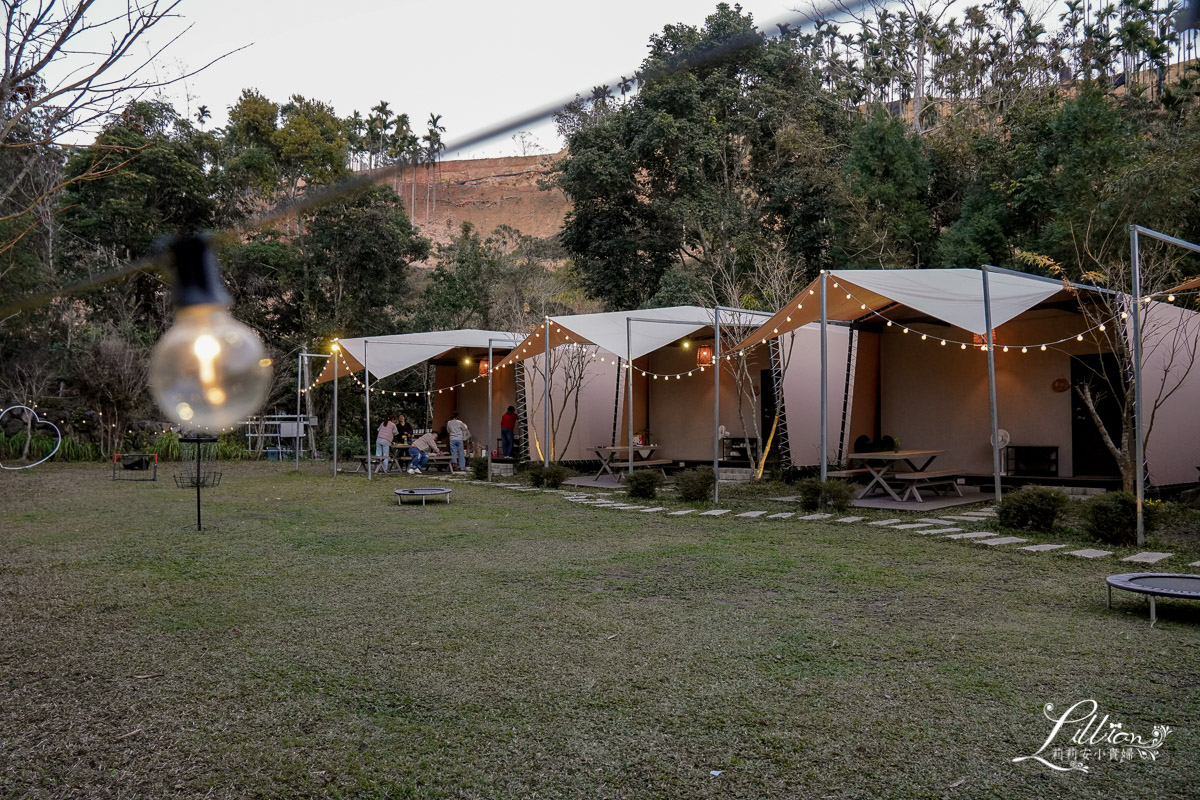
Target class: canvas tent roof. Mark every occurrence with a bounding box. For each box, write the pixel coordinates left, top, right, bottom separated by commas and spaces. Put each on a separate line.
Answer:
314, 329, 522, 385
731, 268, 1070, 351
494, 306, 769, 369
1166, 275, 1200, 295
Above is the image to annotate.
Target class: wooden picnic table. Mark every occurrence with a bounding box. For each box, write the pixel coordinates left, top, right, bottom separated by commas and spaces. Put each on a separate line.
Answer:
592, 445, 669, 480
847, 449, 952, 502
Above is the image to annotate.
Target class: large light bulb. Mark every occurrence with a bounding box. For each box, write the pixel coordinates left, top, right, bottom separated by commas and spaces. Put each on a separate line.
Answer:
150, 235, 272, 430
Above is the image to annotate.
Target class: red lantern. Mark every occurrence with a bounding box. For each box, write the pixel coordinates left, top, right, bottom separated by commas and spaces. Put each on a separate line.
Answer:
478, 359, 490, 377
696, 345, 714, 367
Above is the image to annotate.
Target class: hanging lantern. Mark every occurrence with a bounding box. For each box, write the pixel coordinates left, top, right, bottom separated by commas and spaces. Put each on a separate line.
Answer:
478, 359, 490, 377
696, 344, 714, 367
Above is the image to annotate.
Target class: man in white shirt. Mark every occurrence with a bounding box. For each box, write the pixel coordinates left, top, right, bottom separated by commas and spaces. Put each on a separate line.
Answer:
446, 411, 470, 470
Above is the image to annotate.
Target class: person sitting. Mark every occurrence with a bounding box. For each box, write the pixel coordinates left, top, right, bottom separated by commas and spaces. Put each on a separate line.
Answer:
446, 411, 470, 470
500, 405, 517, 458
376, 414, 400, 471
408, 431, 439, 474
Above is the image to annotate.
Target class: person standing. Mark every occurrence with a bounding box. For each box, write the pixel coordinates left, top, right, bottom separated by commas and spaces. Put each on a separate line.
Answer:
397, 414, 414, 444
446, 411, 470, 470
500, 405, 517, 458
408, 431, 439, 474
376, 414, 399, 472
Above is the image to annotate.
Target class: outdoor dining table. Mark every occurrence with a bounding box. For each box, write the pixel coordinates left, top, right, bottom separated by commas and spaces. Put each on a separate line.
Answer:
592, 445, 659, 479
847, 449, 947, 502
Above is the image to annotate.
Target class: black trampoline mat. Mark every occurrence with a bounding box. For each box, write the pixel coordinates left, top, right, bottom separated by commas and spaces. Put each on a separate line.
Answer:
1108, 573, 1200, 598
1130, 576, 1200, 594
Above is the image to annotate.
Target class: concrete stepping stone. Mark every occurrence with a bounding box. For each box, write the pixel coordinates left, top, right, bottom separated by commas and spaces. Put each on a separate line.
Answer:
915, 518, 958, 524
867, 518, 902, 526
770, 496, 800, 503
1122, 552, 1173, 563
767, 513, 795, 519
495, 483, 521, 487
980, 536, 1027, 546
669, 509, 697, 516
700, 509, 731, 516
915, 527, 962, 535
836, 516, 864, 523
514, 487, 540, 492
946, 531, 998, 539
737, 511, 768, 518
893, 523, 935, 529
798, 513, 832, 520
940, 515, 989, 522
640, 507, 666, 513
1068, 548, 1113, 559
614, 505, 647, 510
1021, 544, 1068, 552
1191, 561, 1200, 567
961, 510, 996, 517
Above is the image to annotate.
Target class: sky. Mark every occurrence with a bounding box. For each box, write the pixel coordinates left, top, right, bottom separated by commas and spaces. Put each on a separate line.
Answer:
144, 0, 806, 160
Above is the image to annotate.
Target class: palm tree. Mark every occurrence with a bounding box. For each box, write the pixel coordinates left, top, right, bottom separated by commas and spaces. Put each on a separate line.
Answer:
423, 113, 445, 223
194, 105, 211, 129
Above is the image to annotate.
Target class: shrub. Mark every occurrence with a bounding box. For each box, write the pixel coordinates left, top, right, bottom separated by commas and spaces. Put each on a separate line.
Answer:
797, 477, 823, 511
150, 431, 181, 461
1082, 491, 1160, 545
527, 465, 545, 487
470, 457, 489, 480
996, 486, 1069, 532
821, 480, 856, 512
542, 464, 570, 489
625, 470, 663, 500
676, 467, 715, 502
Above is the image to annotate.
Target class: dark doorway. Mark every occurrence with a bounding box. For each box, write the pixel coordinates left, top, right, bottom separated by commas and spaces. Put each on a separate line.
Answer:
1070, 354, 1122, 478
760, 368, 776, 451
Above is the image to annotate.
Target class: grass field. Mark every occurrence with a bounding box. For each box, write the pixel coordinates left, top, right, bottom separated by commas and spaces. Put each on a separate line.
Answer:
2, 463, 1198, 799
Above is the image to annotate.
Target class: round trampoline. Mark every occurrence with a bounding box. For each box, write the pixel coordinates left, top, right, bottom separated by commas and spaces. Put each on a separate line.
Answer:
1106, 572, 1200, 623
395, 487, 451, 506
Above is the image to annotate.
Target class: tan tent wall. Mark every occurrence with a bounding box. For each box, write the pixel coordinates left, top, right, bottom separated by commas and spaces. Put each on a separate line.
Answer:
778, 324, 854, 466
524, 352, 621, 462
1142, 300, 1200, 485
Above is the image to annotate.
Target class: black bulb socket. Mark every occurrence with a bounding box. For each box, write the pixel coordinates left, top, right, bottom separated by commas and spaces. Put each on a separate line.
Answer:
160, 233, 231, 309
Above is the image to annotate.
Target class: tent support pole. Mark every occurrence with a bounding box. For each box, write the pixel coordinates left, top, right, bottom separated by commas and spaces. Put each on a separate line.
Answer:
982, 265, 1003, 502
543, 317, 550, 467
365, 340, 372, 481
488, 340, 494, 482
713, 307, 721, 504
332, 347, 339, 476
627, 318, 634, 477
820, 272, 828, 482
1130, 227, 1146, 547
295, 352, 302, 472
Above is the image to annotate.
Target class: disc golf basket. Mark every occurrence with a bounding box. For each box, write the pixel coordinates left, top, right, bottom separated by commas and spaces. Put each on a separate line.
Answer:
112, 452, 158, 481
176, 436, 221, 530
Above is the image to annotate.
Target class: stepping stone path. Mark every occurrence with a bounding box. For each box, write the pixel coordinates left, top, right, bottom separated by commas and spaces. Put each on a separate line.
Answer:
799, 514, 832, 520
836, 516, 864, 523
941, 515, 990, 522
700, 509, 731, 516
767, 513, 794, 519
980, 536, 1027, 546
1122, 552, 1173, 563
915, 518, 958, 524
614, 505, 646, 510
496, 483, 521, 487
946, 531, 998, 540
1021, 544, 1068, 552
915, 527, 962, 535
640, 507, 666, 513
867, 519, 902, 526
961, 510, 996, 517
669, 509, 697, 516
737, 511, 768, 518
893, 523, 935, 530
1068, 548, 1113, 559
1191, 561, 1200, 567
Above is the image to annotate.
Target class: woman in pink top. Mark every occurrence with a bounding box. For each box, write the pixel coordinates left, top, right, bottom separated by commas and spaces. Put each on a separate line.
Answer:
376, 414, 399, 471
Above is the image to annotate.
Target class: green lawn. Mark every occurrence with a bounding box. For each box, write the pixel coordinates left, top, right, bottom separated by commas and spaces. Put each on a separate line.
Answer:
2, 463, 1197, 799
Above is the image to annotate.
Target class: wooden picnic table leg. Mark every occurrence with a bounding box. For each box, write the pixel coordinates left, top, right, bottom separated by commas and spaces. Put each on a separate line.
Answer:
904, 456, 938, 472
594, 452, 613, 480
856, 462, 904, 501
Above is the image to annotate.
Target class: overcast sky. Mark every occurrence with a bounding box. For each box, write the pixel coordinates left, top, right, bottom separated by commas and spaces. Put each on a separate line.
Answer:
151, 0, 804, 160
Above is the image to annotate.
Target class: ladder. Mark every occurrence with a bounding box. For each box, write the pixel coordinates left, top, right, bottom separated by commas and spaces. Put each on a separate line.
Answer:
513, 360, 530, 462
769, 338, 791, 468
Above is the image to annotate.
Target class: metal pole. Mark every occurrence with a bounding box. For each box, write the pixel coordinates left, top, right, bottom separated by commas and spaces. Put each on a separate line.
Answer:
713, 307, 721, 504
1130, 227, 1146, 546
295, 351, 302, 472
820, 272, 829, 482
627, 317, 634, 477
982, 265, 1003, 502
332, 347, 339, 476
365, 339, 372, 481
487, 340, 494, 482
195, 440, 202, 531
543, 318, 551, 467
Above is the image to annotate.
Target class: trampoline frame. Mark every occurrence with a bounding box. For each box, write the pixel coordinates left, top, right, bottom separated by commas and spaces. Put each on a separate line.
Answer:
1106, 572, 1200, 624
395, 488, 452, 506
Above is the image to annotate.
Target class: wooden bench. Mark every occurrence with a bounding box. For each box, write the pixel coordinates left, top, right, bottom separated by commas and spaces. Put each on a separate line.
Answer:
827, 468, 871, 479
615, 459, 672, 480
889, 468, 962, 502
354, 454, 413, 474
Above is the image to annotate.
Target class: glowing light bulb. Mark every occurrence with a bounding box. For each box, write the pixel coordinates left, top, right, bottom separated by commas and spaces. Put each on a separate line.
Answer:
960, 343, 967, 350
940, 339, 946, 346
1076, 334, 1084, 342
1021, 347, 1028, 353
1168, 294, 1176, 302
1041, 345, 1047, 351
150, 236, 270, 430
1098, 325, 1106, 332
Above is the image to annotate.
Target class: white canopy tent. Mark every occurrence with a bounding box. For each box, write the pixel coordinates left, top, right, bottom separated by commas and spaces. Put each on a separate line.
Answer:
732, 267, 1076, 499
305, 329, 522, 479
495, 306, 770, 498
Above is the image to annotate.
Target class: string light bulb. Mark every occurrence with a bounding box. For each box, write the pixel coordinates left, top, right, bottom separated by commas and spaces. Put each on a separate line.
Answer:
149, 235, 271, 430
